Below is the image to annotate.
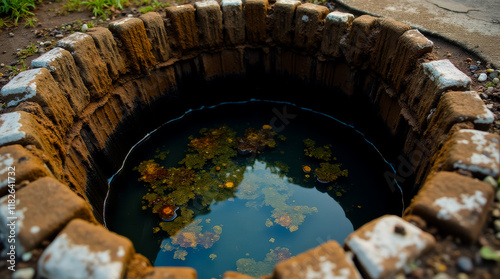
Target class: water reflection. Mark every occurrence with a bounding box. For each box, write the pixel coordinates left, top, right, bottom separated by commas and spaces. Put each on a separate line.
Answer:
155, 160, 353, 277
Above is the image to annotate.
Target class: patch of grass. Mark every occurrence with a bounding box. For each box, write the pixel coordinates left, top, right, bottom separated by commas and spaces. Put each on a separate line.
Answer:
62, 0, 83, 12
24, 16, 37, 27
140, 0, 169, 13
82, 0, 130, 19
17, 42, 38, 59
0, 0, 36, 26
6, 59, 28, 78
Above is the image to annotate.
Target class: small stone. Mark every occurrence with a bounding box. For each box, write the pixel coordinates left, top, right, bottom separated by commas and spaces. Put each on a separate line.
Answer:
480, 93, 488, 99
470, 65, 478, 72
91, 16, 96, 20
487, 87, 494, 93
12, 268, 35, 279
411, 267, 424, 279
395, 273, 406, 279
484, 176, 498, 189
55, 34, 64, 38
433, 272, 450, 279
22, 251, 32, 261
127, 14, 134, 18
478, 73, 488, 82
494, 220, 500, 232
493, 77, 499, 84
81, 24, 88, 32
43, 41, 51, 46
458, 273, 469, 279
496, 232, 500, 240
493, 209, 500, 218
457, 256, 474, 273
489, 70, 499, 79
8, 32, 14, 37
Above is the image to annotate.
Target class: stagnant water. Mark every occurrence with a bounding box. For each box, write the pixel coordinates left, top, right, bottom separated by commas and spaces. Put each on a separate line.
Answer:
105, 100, 403, 278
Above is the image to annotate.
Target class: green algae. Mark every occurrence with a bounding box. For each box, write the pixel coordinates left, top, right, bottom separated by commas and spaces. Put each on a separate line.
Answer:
160, 218, 223, 260
135, 125, 350, 263
236, 247, 292, 277
303, 138, 334, 161
314, 162, 349, 183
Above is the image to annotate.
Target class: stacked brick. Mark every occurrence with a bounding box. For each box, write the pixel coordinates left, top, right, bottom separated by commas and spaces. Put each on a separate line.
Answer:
0, 1, 497, 278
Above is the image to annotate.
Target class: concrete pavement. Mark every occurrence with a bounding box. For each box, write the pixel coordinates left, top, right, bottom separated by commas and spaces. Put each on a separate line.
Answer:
336, 0, 500, 68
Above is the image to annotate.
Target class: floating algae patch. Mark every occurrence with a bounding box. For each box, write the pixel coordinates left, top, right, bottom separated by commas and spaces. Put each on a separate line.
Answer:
105, 100, 403, 278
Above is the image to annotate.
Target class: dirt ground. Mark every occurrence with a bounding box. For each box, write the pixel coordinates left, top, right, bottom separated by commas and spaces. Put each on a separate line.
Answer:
0, 0, 499, 278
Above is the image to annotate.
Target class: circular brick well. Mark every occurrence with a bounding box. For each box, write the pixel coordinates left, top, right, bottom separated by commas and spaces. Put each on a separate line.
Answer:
0, 1, 498, 278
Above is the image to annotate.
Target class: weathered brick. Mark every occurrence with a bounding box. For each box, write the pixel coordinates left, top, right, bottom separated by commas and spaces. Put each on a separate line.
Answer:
345, 215, 435, 279
86, 27, 127, 81
403, 59, 471, 132
422, 59, 471, 91
272, 0, 301, 46
57, 32, 112, 99
274, 240, 360, 279
109, 17, 157, 74
0, 111, 47, 148
31, 47, 91, 114
139, 12, 171, 63
0, 111, 63, 181
370, 18, 411, 79
427, 91, 494, 134
342, 15, 378, 68
38, 219, 134, 279
165, 4, 199, 51
275, 49, 313, 82
0, 68, 74, 135
145, 267, 197, 279
321, 11, 354, 58
294, 3, 329, 51
244, 0, 269, 44
407, 171, 494, 242
391, 29, 434, 90
433, 129, 500, 179
195, 1, 223, 48
0, 177, 94, 255
202, 49, 245, 81
202, 52, 223, 80
0, 144, 51, 197
221, 0, 245, 45
221, 48, 245, 77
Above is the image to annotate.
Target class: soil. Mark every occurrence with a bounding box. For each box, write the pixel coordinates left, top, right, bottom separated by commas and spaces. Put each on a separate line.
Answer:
0, 1, 499, 278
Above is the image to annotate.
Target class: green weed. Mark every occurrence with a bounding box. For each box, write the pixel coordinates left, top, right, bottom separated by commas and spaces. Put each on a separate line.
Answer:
0, 0, 36, 26
24, 16, 37, 27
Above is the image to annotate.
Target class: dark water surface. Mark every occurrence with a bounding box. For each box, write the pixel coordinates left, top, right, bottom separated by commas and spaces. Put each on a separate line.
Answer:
105, 100, 403, 278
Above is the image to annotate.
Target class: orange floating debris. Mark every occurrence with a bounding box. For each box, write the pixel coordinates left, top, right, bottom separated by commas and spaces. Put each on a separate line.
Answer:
302, 165, 311, 173
159, 204, 179, 221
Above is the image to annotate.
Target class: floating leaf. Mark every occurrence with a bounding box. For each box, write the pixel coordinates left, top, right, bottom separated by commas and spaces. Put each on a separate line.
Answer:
209, 254, 217, 260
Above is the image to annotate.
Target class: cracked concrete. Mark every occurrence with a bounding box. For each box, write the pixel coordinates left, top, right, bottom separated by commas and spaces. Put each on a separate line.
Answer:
337, 0, 500, 67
